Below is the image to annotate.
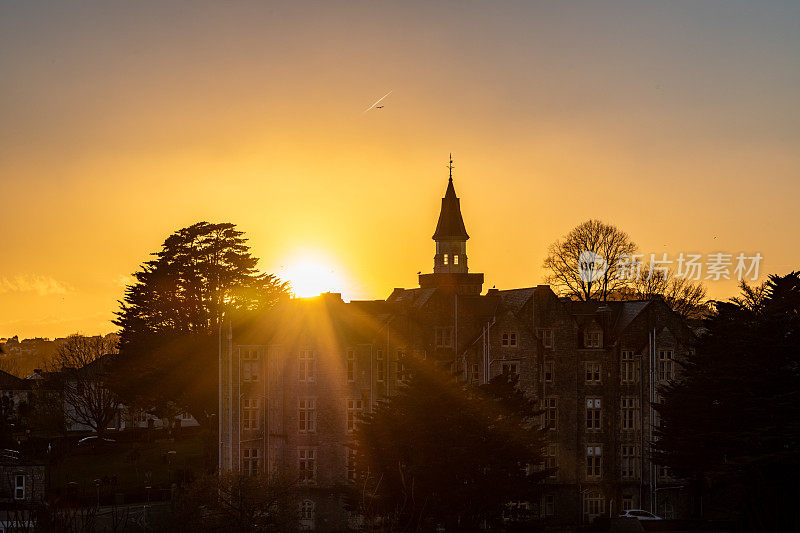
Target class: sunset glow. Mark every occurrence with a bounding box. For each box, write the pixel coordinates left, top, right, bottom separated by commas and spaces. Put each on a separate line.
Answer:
1, 2, 799, 338
282, 258, 346, 299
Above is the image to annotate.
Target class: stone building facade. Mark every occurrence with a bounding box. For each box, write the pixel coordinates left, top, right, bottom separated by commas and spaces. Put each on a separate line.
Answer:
219, 174, 695, 530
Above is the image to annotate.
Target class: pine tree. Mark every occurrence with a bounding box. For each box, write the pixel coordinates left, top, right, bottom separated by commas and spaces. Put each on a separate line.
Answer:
352, 360, 549, 531
654, 272, 800, 531
112, 222, 289, 426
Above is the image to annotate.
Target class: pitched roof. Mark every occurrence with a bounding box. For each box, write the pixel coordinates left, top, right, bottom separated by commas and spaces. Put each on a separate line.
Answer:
496, 287, 537, 314
0, 368, 29, 390
432, 178, 469, 240
567, 299, 656, 339
386, 287, 437, 308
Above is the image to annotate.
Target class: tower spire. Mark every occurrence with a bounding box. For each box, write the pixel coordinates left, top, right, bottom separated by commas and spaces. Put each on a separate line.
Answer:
447, 153, 454, 182
419, 159, 484, 294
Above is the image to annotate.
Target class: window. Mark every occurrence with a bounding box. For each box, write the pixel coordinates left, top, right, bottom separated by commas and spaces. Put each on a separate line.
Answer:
242, 349, 260, 382
243, 398, 260, 430
585, 330, 601, 348
470, 363, 480, 383
621, 397, 639, 431
622, 496, 634, 512
347, 448, 357, 483
435, 327, 453, 348
346, 349, 356, 382
544, 397, 557, 430
298, 448, 317, 483
544, 443, 557, 478
347, 399, 363, 432
543, 359, 554, 382
376, 350, 385, 382
243, 448, 259, 476
584, 490, 604, 522
299, 349, 316, 382
621, 350, 638, 383
299, 398, 316, 433
585, 362, 601, 383
621, 445, 638, 479
541, 494, 555, 517
538, 328, 554, 349
658, 350, 674, 381
586, 398, 602, 430
300, 499, 315, 530
397, 350, 409, 384
453, 254, 459, 265
658, 464, 672, 479
501, 362, 518, 375
586, 445, 602, 479
444, 253, 449, 265
653, 393, 662, 429
501, 332, 518, 348
14, 474, 25, 500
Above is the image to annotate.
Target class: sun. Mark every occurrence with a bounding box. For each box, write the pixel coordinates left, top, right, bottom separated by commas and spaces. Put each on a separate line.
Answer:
281, 258, 346, 298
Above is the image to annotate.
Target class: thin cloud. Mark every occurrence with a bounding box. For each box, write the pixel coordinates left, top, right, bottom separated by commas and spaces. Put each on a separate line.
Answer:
114, 274, 136, 288
0, 275, 74, 296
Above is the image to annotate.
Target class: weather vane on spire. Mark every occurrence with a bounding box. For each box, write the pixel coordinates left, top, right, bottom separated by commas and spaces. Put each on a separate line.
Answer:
447, 153, 454, 181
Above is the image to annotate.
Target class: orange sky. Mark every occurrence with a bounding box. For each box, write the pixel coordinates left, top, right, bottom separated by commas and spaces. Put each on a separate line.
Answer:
2, 1, 799, 338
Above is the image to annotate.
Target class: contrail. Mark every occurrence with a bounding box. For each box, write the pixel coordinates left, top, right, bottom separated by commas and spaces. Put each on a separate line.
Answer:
363, 90, 392, 113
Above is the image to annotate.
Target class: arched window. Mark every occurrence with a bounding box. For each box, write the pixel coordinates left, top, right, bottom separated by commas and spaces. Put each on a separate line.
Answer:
300, 499, 315, 529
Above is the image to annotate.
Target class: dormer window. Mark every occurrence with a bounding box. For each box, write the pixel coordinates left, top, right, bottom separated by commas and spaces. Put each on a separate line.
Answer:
443, 254, 449, 265
585, 330, 602, 348
435, 327, 453, 348
501, 332, 518, 348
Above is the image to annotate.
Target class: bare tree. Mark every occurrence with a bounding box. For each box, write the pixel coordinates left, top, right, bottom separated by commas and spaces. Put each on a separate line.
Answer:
169, 472, 297, 531
48, 335, 120, 435
626, 266, 709, 320
543, 219, 638, 301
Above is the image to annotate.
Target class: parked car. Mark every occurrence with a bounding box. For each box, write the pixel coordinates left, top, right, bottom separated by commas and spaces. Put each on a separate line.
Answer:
619, 509, 663, 520
0, 449, 20, 461
76, 436, 116, 450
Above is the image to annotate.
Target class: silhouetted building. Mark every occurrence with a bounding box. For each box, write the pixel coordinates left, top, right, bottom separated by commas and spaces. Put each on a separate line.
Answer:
219, 173, 695, 530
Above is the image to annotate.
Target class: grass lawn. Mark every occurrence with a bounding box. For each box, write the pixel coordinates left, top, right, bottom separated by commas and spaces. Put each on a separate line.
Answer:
48, 431, 208, 503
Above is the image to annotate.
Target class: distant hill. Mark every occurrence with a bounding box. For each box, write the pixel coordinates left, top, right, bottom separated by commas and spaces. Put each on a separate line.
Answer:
0, 333, 119, 377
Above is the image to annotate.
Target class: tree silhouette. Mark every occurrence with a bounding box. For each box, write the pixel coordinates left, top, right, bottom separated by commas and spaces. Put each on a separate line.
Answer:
543, 219, 637, 301
48, 334, 120, 435
352, 360, 549, 531
625, 265, 708, 320
654, 272, 800, 531
112, 222, 289, 427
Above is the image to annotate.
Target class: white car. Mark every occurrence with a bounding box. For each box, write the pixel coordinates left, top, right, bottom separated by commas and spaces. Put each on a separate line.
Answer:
619, 509, 663, 520
77, 436, 116, 448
